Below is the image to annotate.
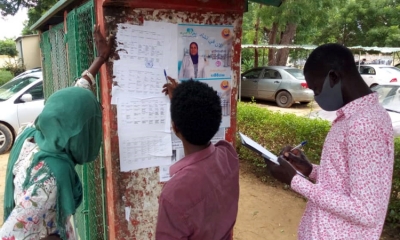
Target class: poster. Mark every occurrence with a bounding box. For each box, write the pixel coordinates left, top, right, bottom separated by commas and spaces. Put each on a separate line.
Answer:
177, 24, 234, 80
200, 79, 231, 127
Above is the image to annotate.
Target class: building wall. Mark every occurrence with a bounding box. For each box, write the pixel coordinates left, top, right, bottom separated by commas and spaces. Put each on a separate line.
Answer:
18, 35, 41, 70
0, 55, 18, 68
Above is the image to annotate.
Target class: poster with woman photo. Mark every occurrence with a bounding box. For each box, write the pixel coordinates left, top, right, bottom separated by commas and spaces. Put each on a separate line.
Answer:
177, 24, 234, 80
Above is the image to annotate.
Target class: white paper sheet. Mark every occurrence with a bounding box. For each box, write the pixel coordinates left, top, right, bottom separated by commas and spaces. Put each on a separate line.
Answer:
159, 128, 226, 182
144, 21, 179, 78
125, 206, 131, 222
113, 64, 167, 98
239, 132, 308, 178
119, 131, 172, 172
117, 95, 169, 134
111, 84, 122, 105
159, 165, 172, 182
116, 23, 169, 69
114, 22, 179, 173
239, 132, 278, 164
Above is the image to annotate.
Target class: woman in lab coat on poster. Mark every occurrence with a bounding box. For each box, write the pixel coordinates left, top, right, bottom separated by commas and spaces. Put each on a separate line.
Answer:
179, 42, 206, 79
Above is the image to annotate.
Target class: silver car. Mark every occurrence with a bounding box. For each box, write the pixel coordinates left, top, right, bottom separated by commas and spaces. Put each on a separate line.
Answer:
0, 71, 44, 154
240, 66, 314, 108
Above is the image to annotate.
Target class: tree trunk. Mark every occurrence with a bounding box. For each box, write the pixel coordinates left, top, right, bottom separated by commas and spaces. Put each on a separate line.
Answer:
253, 5, 262, 67
276, 23, 297, 66
268, 22, 278, 66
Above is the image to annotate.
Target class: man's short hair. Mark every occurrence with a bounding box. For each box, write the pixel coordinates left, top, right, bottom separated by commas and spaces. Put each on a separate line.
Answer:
171, 79, 222, 145
304, 43, 358, 78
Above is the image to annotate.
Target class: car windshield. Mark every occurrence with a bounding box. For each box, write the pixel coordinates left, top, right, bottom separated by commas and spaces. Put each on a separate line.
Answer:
372, 85, 400, 113
0, 76, 39, 101
284, 69, 305, 80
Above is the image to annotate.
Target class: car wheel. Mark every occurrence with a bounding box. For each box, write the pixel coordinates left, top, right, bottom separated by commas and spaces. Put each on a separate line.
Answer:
0, 123, 13, 154
370, 83, 378, 88
276, 91, 293, 108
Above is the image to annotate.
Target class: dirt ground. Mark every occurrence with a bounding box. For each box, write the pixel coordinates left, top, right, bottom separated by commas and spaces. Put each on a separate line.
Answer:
233, 163, 306, 240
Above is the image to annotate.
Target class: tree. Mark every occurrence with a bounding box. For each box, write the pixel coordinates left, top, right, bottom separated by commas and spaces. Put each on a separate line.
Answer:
258, 0, 342, 66
0, 39, 18, 57
1, 0, 57, 36
0, 0, 38, 16
315, 0, 400, 47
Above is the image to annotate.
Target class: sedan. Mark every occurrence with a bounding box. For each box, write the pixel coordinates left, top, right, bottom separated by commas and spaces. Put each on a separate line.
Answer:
0, 71, 44, 154
359, 65, 399, 88
309, 83, 400, 137
240, 66, 314, 108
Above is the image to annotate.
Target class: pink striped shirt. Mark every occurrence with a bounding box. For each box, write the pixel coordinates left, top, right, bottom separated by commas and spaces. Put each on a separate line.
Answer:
291, 92, 394, 240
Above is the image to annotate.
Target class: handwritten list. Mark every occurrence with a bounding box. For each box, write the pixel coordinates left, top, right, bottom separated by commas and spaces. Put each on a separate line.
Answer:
115, 22, 175, 172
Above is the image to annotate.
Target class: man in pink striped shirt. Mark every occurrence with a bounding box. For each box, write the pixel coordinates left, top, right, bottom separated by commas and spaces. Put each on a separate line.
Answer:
267, 44, 394, 239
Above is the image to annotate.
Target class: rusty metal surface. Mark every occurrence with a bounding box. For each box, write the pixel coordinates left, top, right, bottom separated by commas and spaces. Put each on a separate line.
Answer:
101, 5, 243, 239
103, 0, 245, 13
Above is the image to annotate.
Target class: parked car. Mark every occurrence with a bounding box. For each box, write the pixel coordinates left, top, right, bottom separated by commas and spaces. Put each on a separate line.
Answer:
359, 65, 399, 88
14, 67, 42, 79
240, 66, 314, 108
309, 83, 400, 137
0, 71, 44, 154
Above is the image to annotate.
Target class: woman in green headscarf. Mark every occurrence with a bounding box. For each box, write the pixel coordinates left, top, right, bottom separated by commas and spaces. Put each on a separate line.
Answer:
0, 25, 114, 240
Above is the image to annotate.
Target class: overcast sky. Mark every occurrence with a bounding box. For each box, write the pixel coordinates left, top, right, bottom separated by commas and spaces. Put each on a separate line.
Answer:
0, 8, 28, 40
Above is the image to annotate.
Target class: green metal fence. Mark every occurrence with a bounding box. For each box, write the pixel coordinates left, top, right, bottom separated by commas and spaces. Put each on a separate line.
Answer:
39, 1, 107, 239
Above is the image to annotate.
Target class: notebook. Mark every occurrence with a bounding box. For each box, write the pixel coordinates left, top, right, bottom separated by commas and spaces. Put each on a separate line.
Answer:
239, 132, 307, 179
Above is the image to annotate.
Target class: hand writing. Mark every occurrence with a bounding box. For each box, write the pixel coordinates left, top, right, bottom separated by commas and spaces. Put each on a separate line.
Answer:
280, 145, 313, 177
162, 77, 178, 100
266, 156, 297, 185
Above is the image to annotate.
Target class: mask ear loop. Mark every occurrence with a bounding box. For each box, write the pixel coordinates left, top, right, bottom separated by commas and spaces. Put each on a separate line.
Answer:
314, 70, 333, 97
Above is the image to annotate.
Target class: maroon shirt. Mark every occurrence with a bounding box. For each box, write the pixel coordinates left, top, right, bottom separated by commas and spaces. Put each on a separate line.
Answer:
156, 140, 240, 240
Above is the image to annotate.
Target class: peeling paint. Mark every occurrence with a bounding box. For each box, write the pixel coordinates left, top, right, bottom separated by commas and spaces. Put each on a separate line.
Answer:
101, 3, 243, 239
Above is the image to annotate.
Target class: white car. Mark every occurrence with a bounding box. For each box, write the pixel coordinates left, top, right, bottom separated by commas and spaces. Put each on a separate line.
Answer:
308, 83, 400, 137
0, 71, 44, 154
359, 65, 400, 88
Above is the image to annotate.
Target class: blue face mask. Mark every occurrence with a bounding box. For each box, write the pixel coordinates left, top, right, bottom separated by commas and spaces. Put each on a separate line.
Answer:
314, 72, 344, 111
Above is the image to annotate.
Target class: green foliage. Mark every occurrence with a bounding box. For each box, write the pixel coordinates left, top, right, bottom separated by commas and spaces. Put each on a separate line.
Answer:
388, 137, 400, 229
22, 0, 58, 35
242, 0, 400, 68
3, 59, 26, 76
1, 0, 38, 16
0, 69, 13, 86
314, 0, 400, 47
0, 0, 57, 36
0, 39, 18, 57
22, 20, 36, 35
236, 102, 330, 167
236, 102, 400, 230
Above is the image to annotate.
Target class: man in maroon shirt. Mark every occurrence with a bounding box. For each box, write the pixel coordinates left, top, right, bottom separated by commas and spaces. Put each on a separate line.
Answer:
156, 78, 239, 240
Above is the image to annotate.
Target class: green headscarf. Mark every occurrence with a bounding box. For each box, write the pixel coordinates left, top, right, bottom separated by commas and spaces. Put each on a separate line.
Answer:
4, 87, 102, 239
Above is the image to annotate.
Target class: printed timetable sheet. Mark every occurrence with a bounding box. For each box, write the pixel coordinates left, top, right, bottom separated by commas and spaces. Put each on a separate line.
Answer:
115, 22, 174, 172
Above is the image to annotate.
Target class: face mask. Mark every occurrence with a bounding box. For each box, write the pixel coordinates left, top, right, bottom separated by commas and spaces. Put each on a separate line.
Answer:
314, 72, 344, 111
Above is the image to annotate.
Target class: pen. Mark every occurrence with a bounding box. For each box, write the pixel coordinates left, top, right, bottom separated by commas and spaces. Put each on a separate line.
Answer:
164, 69, 169, 83
291, 141, 307, 151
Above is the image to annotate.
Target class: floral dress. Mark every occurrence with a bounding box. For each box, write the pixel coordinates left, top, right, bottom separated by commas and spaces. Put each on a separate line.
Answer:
0, 78, 92, 240
0, 137, 76, 240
